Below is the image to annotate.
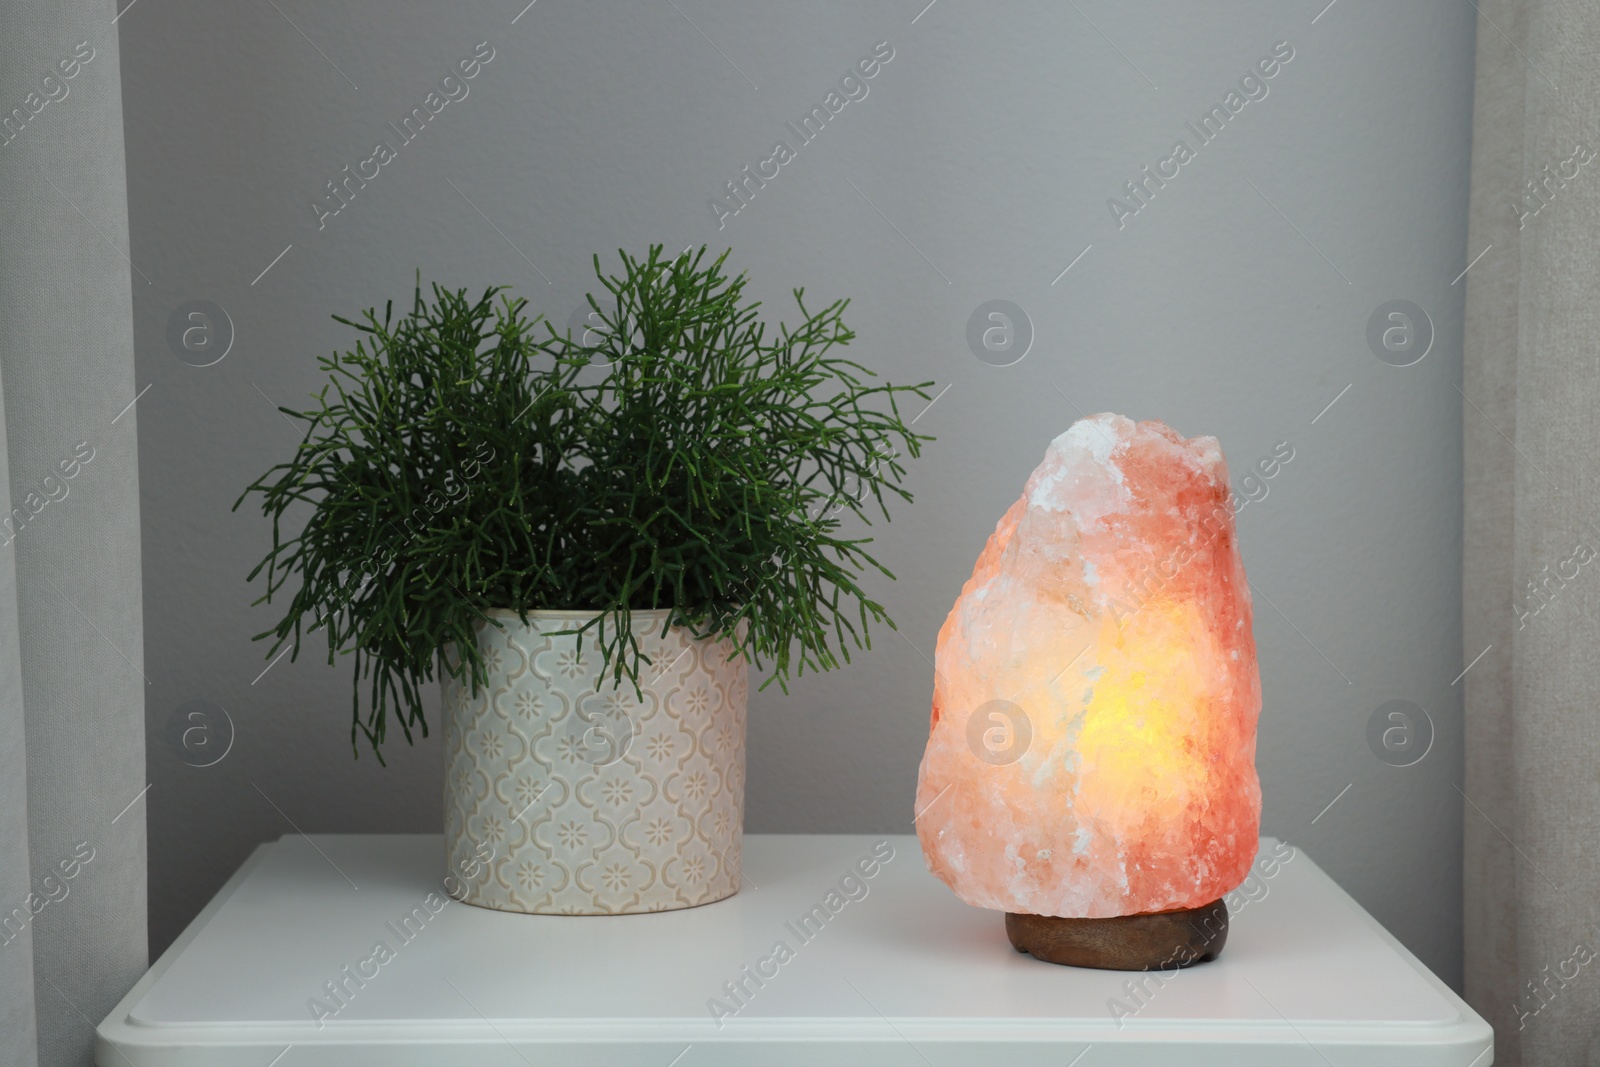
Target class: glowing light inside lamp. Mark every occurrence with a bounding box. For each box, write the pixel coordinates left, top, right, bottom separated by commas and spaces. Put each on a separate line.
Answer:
914, 413, 1261, 925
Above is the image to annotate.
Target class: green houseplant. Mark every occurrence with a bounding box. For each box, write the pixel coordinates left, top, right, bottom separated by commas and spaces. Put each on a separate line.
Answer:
238, 246, 931, 913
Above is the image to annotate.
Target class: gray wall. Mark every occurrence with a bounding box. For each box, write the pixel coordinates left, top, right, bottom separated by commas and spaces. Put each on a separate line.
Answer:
121, 0, 1476, 984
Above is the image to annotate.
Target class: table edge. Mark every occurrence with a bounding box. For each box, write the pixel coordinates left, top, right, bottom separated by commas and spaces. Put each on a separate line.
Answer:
96, 834, 1493, 1057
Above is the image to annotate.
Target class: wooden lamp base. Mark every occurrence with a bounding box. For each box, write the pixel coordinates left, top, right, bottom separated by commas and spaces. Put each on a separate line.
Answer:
1005, 899, 1229, 971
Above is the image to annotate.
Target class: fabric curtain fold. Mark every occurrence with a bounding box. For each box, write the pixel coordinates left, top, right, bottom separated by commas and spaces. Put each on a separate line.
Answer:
0, 2, 148, 1065
1464, 1, 1600, 1064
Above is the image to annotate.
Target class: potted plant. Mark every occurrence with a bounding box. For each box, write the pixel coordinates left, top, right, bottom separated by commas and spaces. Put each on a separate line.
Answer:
238, 246, 931, 914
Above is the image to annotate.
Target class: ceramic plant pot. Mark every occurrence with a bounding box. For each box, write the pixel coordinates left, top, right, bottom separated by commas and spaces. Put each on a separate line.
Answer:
443, 609, 747, 914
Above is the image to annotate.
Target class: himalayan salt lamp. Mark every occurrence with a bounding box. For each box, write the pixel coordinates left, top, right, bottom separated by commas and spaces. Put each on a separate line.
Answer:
914, 413, 1261, 970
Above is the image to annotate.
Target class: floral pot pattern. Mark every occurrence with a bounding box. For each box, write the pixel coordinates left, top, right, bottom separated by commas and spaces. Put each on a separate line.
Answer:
443, 609, 747, 914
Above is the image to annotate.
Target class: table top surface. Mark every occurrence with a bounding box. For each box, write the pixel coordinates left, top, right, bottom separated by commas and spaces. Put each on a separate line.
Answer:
98, 833, 1492, 1066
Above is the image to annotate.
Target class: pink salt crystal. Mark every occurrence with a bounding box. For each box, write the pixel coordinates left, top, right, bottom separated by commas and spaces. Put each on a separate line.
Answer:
914, 413, 1261, 918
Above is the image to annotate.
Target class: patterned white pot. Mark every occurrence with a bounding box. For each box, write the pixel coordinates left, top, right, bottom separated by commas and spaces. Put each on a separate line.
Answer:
442, 609, 747, 914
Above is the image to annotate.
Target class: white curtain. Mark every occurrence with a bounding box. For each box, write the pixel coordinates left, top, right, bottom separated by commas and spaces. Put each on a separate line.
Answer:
0, 2, 148, 1065
1464, 1, 1600, 1064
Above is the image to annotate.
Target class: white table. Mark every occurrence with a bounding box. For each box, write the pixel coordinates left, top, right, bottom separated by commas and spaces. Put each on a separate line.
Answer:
98, 834, 1492, 1066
